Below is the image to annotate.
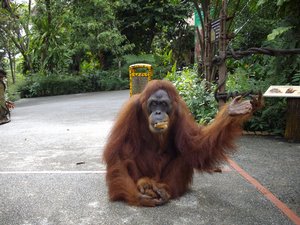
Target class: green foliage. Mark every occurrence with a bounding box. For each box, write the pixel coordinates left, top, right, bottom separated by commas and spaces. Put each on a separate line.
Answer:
227, 0, 300, 135
244, 98, 287, 135
114, 0, 193, 53
258, 0, 292, 7
166, 66, 218, 125
152, 49, 174, 80
226, 68, 257, 93
227, 57, 288, 135
80, 53, 101, 75
20, 71, 128, 98
7, 73, 26, 101
267, 26, 293, 41
68, 0, 133, 71
123, 54, 156, 66
30, 1, 73, 73
291, 71, 300, 85
151, 22, 195, 67
164, 60, 288, 134
94, 71, 129, 91
0, 1, 32, 72
9, 0, 134, 75
232, 9, 276, 49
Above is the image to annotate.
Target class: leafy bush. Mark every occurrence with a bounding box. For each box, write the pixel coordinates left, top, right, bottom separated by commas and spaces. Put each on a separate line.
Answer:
20, 71, 129, 98
227, 57, 287, 135
244, 98, 287, 135
6, 73, 26, 101
166, 65, 218, 125
95, 70, 129, 91
166, 61, 287, 135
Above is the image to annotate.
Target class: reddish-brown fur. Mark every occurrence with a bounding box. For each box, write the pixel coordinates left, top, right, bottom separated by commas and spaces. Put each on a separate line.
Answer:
103, 80, 257, 207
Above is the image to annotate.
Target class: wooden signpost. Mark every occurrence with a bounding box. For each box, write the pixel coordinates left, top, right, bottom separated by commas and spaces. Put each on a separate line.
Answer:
264, 86, 300, 142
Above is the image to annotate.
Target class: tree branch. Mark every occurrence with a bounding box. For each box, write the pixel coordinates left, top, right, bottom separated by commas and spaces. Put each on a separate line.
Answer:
227, 47, 300, 59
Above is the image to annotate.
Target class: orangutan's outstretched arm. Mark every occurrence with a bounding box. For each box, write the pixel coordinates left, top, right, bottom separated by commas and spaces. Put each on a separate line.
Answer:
181, 95, 263, 171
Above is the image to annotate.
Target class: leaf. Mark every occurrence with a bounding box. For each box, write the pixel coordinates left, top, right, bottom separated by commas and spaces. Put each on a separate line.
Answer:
277, 0, 289, 6
257, 0, 268, 7
267, 26, 293, 41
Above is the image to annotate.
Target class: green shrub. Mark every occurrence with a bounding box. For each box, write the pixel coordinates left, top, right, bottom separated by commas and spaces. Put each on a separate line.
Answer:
166, 62, 287, 135
166, 65, 218, 125
7, 73, 26, 101
95, 70, 129, 91
227, 58, 287, 135
20, 71, 129, 98
244, 98, 286, 135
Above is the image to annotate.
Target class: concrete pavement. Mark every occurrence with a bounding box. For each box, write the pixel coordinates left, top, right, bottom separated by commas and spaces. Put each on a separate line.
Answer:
0, 90, 299, 225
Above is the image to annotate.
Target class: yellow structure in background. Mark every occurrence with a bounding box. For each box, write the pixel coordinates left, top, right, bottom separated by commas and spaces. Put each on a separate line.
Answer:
129, 63, 153, 96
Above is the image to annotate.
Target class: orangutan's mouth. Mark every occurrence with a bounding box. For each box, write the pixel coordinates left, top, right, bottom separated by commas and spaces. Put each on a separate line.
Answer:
154, 121, 168, 129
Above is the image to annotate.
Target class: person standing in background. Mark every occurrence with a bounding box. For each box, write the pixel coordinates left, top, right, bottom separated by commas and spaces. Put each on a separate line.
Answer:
0, 67, 15, 125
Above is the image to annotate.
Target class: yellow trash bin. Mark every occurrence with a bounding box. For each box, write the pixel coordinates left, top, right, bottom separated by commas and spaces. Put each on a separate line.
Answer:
129, 63, 153, 96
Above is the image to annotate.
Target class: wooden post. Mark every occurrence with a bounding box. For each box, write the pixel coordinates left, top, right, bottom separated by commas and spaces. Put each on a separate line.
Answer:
264, 86, 300, 142
218, 0, 227, 108
285, 98, 300, 142
204, 4, 212, 81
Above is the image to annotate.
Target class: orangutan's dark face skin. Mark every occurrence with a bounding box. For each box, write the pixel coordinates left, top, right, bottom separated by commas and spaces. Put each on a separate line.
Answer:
147, 90, 172, 133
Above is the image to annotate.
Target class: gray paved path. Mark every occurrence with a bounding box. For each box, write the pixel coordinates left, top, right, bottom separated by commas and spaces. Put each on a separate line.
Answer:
0, 91, 299, 225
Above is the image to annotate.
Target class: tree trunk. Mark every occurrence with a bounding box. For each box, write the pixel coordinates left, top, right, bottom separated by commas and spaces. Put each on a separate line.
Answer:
217, 0, 227, 108
45, 0, 54, 73
7, 50, 15, 84
23, 54, 32, 73
204, 5, 212, 81
13, 53, 16, 83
